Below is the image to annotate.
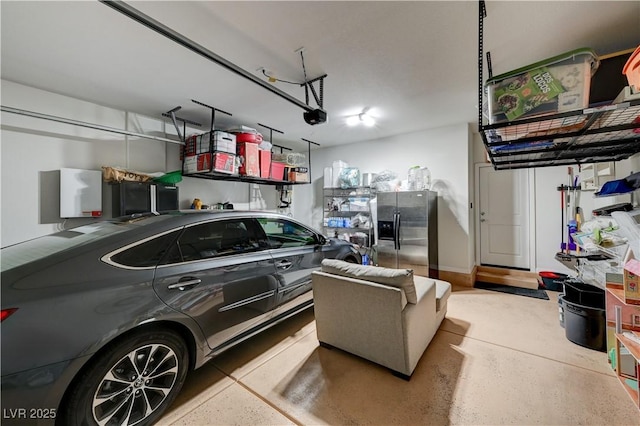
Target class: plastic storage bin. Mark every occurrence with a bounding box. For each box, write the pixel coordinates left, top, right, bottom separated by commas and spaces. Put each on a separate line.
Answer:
270, 162, 286, 181
563, 280, 606, 351
486, 48, 599, 124
538, 271, 568, 291
623, 45, 640, 94
564, 280, 604, 307
564, 299, 606, 351
408, 166, 431, 191
153, 170, 182, 184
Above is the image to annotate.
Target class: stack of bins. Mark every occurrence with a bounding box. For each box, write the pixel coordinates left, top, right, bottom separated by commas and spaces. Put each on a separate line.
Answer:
563, 279, 606, 351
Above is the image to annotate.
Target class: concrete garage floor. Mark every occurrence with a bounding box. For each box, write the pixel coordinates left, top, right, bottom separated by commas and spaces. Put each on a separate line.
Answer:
159, 286, 640, 425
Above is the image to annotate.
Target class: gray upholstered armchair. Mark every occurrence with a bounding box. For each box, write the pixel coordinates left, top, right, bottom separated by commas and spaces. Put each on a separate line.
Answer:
311, 259, 451, 379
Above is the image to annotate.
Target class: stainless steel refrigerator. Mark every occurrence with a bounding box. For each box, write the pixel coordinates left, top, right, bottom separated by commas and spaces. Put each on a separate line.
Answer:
376, 190, 438, 278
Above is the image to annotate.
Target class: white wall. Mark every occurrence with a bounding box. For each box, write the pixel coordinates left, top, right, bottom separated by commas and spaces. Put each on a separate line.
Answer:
293, 123, 474, 274
0, 80, 278, 247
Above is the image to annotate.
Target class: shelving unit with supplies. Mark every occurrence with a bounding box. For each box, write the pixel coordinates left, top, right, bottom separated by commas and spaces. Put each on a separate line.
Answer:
562, 207, 640, 409
581, 162, 616, 191
477, 0, 640, 411
323, 186, 374, 250
168, 99, 319, 186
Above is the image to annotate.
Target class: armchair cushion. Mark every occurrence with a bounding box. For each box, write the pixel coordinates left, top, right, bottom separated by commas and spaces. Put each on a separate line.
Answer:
321, 259, 417, 304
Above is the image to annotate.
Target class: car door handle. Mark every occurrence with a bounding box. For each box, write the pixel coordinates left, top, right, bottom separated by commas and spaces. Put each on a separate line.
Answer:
168, 278, 202, 291
276, 260, 293, 270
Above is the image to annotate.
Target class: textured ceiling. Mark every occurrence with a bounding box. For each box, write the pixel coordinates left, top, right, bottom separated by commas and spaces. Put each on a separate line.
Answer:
1, 1, 639, 149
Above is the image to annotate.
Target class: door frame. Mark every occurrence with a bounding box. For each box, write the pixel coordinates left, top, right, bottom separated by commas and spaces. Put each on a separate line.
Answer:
474, 164, 536, 271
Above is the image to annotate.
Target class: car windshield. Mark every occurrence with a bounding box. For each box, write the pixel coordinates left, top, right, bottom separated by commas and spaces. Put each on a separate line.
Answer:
1, 215, 173, 272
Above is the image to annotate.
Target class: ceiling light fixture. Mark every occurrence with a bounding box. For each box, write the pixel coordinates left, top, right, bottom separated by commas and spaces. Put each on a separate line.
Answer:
346, 108, 376, 127
360, 112, 375, 126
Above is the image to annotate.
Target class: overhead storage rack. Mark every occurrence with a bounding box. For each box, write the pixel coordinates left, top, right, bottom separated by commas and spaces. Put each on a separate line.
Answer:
481, 100, 640, 170
477, 1, 640, 170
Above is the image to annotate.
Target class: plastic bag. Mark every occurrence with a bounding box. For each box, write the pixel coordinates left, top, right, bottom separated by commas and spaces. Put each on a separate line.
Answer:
259, 140, 273, 151
350, 213, 370, 228
339, 167, 360, 189
370, 169, 398, 191
272, 152, 306, 166
373, 179, 401, 192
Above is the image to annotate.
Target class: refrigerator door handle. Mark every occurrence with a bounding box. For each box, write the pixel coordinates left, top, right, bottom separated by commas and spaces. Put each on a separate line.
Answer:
392, 213, 397, 249
394, 212, 401, 250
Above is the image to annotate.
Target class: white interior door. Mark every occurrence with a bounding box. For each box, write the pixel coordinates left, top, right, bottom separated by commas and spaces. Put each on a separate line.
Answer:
479, 167, 530, 269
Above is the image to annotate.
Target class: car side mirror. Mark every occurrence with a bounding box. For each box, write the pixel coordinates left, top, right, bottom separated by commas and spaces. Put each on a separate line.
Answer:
317, 234, 327, 245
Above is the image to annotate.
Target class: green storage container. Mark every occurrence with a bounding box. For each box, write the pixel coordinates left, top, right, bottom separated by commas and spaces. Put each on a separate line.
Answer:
486, 48, 599, 124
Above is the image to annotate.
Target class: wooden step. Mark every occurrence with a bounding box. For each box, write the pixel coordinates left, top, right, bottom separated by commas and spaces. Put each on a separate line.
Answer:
476, 266, 539, 290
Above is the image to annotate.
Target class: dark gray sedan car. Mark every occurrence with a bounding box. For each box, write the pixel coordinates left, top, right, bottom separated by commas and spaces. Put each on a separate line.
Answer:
1, 210, 360, 425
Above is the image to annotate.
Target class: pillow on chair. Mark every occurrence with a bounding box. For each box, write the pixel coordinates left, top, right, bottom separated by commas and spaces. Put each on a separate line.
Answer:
320, 259, 417, 304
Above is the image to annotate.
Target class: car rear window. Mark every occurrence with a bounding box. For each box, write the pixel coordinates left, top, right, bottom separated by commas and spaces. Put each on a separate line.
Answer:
110, 230, 182, 267
1, 220, 154, 272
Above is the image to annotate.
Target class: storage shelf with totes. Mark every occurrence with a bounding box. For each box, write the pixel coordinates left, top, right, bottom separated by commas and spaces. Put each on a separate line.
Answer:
323, 186, 374, 248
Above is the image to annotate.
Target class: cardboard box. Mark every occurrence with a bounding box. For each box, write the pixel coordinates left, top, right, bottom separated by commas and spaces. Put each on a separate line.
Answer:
184, 153, 210, 173
288, 171, 308, 182
183, 134, 198, 158
184, 152, 236, 174
212, 152, 236, 174
207, 132, 237, 154
259, 149, 271, 179
623, 259, 640, 305
237, 142, 259, 177
184, 131, 237, 155
212, 132, 236, 154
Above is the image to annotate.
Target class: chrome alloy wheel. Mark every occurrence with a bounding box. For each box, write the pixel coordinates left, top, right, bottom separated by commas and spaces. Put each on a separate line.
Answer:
92, 343, 179, 426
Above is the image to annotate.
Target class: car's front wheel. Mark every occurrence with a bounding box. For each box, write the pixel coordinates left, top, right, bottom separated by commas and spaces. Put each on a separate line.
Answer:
59, 329, 189, 426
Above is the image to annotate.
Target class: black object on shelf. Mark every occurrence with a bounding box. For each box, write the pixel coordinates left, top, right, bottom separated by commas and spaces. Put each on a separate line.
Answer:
592, 202, 634, 216
556, 184, 582, 192
554, 251, 613, 271
112, 181, 179, 217
589, 49, 635, 105
623, 170, 640, 189
183, 171, 309, 186
480, 100, 640, 170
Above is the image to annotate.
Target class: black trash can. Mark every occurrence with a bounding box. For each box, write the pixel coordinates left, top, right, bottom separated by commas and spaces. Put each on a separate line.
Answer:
558, 294, 565, 328
563, 280, 606, 351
